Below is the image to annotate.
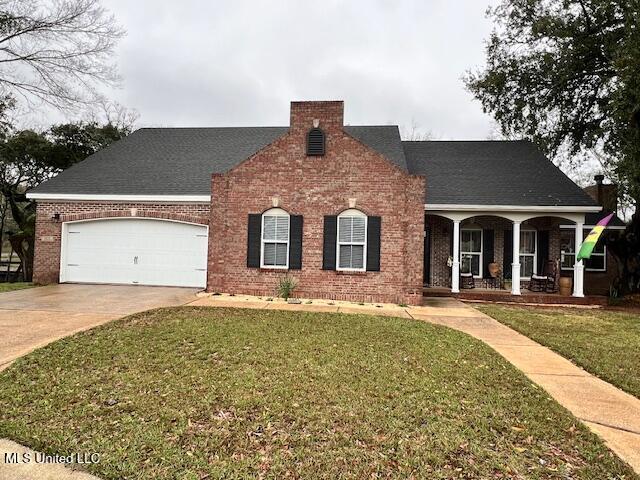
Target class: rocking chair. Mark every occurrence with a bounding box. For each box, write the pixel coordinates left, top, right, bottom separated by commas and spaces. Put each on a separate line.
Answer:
529, 260, 559, 293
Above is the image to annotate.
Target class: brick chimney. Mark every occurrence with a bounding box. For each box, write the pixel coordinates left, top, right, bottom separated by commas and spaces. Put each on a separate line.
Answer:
584, 174, 618, 213
289, 101, 344, 134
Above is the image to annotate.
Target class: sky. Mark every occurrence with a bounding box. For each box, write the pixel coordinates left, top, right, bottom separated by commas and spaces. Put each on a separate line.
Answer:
42, 0, 501, 140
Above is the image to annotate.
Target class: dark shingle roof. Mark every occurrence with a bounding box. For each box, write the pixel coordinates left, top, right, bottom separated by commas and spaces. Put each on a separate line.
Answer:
32, 128, 595, 208
31, 125, 406, 195
31, 127, 288, 195
403, 140, 598, 207
345, 126, 407, 171
585, 211, 626, 227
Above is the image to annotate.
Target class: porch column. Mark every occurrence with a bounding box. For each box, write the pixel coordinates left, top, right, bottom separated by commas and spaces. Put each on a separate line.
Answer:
451, 220, 460, 293
573, 222, 585, 297
511, 221, 521, 295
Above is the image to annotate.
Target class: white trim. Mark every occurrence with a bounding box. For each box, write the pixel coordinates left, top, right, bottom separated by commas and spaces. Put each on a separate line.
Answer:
336, 209, 367, 272
460, 227, 483, 279
260, 208, 290, 270
560, 224, 625, 230
62, 216, 207, 227
511, 221, 521, 295
519, 227, 537, 280
573, 222, 585, 297
27, 193, 211, 203
561, 254, 607, 272
425, 204, 601, 213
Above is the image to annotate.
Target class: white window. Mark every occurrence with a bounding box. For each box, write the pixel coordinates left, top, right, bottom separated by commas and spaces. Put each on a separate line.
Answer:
261, 208, 289, 269
460, 228, 482, 278
519, 228, 537, 279
560, 229, 575, 270
560, 228, 606, 272
337, 209, 367, 271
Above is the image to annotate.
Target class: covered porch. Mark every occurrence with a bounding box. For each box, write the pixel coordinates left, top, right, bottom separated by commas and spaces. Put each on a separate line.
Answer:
423, 205, 602, 300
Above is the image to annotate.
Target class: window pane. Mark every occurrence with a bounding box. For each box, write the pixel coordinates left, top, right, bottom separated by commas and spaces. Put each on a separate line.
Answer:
263, 243, 276, 265
275, 243, 287, 266
352, 217, 366, 243
470, 231, 481, 252
338, 245, 364, 269
263, 242, 287, 266
560, 231, 574, 253
275, 216, 289, 241
520, 231, 536, 254
339, 245, 351, 269
520, 255, 534, 277
461, 254, 479, 276
561, 252, 575, 269
351, 245, 364, 269
585, 255, 605, 270
461, 231, 472, 252
471, 255, 480, 276
461, 254, 471, 274
263, 216, 276, 241
338, 217, 352, 243
461, 230, 481, 253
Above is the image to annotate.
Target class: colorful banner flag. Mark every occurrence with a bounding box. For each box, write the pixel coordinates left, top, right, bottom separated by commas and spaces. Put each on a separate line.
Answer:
577, 213, 614, 261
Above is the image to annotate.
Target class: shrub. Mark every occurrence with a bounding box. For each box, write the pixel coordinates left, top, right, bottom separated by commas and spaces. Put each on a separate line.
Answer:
276, 275, 297, 300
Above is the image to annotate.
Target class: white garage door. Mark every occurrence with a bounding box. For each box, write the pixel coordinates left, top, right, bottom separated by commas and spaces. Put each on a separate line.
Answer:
61, 218, 208, 288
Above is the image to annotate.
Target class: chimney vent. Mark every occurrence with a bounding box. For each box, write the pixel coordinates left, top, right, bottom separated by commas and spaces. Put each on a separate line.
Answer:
594, 174, 604, 185
307, 128, 325, 156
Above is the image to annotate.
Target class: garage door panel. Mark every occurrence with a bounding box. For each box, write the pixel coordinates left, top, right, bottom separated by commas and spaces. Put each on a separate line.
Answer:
62, 219, 208, 288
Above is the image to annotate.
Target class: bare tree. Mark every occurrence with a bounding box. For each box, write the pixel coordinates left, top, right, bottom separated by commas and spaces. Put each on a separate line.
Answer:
0, 0, 125, 110
87, 98, 139, 131
400, 119, 436, 141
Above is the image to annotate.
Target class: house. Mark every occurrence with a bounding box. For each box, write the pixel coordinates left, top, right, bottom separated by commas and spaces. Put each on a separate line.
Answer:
28, 100, 611, 305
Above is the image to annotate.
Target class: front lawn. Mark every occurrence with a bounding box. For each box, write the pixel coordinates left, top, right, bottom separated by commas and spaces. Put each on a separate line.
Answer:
0, 282, 33, 293
0, 307, 635, 479
477, 305, 640, 399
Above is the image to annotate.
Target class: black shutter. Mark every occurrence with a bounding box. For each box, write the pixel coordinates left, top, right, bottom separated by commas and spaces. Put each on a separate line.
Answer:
289, 215, 303, 270
537, 230, 549, 274
322, 216, 337, 270
247, 214, 262, 268
504, 229, 513, 279
483, 229, 494, 279
366, 216, 381, 272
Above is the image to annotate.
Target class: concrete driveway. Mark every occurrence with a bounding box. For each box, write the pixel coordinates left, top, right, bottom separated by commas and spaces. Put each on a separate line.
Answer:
0, 284, 199, 371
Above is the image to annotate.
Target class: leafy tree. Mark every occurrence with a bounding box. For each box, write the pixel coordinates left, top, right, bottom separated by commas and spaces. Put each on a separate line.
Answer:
466, 0, 640, 294
0, 121, 130, 280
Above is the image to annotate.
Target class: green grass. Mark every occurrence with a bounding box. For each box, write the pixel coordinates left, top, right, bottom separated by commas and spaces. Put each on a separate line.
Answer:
0, 307, 635, 479
477, 305, 640, 399
0, 282, 33, 293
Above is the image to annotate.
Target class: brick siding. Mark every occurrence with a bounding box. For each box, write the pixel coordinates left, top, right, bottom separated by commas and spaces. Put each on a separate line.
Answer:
207, 101, 426, 305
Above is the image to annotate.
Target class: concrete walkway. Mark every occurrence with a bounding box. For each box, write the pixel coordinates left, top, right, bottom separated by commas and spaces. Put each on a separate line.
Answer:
189, 294, 640, 473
